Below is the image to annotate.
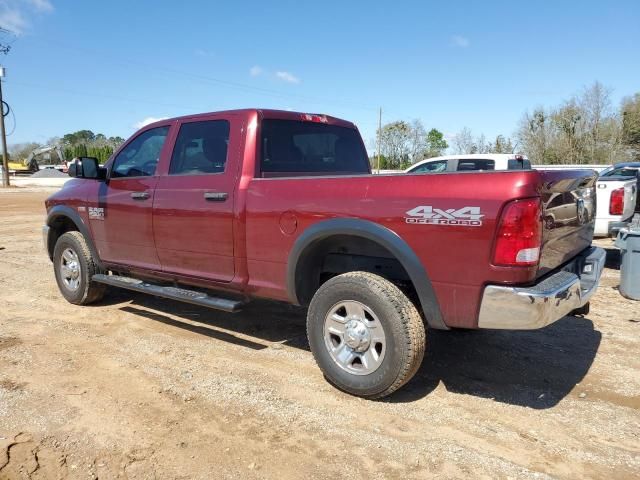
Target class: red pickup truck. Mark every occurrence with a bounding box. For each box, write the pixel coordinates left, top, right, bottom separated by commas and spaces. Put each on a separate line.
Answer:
43, 109, 606, 399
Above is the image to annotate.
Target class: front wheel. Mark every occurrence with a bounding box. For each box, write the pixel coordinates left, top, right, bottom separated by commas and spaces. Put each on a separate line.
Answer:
53, 231, 106, 305
307, 272, 426, 399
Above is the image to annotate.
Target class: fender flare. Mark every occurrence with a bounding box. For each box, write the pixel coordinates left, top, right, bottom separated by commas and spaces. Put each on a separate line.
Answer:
46, 205, 103, 269
287, 218, 447, 330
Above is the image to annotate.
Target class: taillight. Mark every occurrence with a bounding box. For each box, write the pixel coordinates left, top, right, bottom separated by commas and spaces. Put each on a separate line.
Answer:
609, 188, 624, 215
493, 198, 542, 266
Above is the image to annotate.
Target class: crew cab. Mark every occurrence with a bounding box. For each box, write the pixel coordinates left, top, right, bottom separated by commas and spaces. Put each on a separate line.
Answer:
405, 154, 532, 174
43, 109, 606, 399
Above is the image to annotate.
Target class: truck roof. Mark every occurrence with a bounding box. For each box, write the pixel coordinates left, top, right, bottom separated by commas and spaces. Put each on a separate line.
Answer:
141, 108, 357, 130
415, 153, 527, 162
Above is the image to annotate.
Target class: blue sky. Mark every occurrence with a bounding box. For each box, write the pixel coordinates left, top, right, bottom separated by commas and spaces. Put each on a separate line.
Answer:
1, 0, 639, 151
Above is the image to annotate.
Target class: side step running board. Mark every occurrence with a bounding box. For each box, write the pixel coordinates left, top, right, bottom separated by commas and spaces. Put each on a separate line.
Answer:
92, 274, 244, 313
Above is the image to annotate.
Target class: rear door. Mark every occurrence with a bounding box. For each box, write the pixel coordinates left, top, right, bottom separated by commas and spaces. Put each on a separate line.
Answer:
152, 115, 238, 282
90, 125, 171, 270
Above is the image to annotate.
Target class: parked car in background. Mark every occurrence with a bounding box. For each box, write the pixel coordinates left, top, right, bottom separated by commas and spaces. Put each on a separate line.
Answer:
598, 162, 640, 212
594, 164, 638, 237
405, 154, 531, 174
543, 191, 595, 230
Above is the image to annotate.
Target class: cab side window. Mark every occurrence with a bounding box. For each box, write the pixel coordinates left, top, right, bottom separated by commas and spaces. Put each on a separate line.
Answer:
411, 160, 448, 173
169, 120, 230, 175
111, 126, 169, 178
457, 159, 495, 171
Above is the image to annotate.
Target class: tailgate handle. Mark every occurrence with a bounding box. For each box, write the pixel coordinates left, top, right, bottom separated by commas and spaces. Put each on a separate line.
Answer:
130, 191, 150, 200
204, 192, 228, 202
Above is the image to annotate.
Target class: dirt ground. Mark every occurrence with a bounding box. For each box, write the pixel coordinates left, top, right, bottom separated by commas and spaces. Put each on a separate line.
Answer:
0, 188, 639, 480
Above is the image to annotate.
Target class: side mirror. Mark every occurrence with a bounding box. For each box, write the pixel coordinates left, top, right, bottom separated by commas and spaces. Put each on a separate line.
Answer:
68, 157, 106, 180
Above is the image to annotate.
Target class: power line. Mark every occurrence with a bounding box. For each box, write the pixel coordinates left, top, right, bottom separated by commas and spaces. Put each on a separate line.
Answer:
30, 38, 379, 113
7, 80, 204, 111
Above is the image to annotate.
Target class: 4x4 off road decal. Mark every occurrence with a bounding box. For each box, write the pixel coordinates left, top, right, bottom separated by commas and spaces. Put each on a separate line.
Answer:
88, 207, 104, 221
405, 206, 484, 226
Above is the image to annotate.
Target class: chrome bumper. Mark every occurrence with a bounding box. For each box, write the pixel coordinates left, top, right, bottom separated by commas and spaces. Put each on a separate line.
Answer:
478, 246, 606, 329
608, 220, 629, 238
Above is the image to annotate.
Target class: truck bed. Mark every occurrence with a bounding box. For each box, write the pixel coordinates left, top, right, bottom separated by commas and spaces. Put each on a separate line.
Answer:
245, 168, 597, 328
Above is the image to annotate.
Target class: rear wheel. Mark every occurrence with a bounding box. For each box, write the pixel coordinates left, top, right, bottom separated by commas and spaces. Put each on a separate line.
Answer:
53, 231, 105, 305
307, 271, 426, 399
570, 302, 590, 317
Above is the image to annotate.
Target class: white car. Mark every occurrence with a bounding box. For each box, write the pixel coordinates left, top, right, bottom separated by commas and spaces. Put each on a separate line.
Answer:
405, 154, 532, 174
594, 163, 639, 237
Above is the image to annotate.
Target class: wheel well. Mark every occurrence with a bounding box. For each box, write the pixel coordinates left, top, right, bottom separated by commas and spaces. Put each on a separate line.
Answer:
294, 235, 415, 306
47, 215, 79, 259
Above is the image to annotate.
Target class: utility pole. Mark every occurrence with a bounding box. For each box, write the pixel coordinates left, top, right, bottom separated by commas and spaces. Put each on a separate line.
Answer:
376, 107, 382, 174
0, 66, 9, 187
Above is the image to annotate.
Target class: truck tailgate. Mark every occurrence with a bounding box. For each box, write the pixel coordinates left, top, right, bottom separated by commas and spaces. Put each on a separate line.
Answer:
537, 169, 598, 277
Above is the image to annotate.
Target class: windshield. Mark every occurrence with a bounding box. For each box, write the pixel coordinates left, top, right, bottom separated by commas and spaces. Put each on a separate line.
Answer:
600, 165, 640, 177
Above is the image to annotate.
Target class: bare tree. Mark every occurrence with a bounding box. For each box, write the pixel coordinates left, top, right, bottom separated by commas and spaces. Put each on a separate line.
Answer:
580, 81, 613, 162
517, 108, 550, 163
378, 121, 413, 169
553, 99, 584, 164
622, 93, 640, 160
475, 133, 490, 154
408, 119, 427, 163
517, 82, 632, 164
452, 127, 474, 154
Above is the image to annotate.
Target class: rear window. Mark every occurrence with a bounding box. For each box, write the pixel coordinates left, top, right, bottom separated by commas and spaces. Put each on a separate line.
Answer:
456, 159, 495, 171
508, 159, 532, 170
260, 119, 369, 176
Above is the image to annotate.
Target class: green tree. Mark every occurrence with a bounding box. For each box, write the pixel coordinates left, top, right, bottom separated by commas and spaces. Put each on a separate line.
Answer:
60, 130, 123, 162
492, 135, 514, 153
424, 129, 448, 158
109, 136, 125, 147
73, 144, 88, 157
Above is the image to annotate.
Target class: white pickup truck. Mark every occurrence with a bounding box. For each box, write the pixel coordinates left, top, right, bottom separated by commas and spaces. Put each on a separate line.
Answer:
594, 163, 639, 237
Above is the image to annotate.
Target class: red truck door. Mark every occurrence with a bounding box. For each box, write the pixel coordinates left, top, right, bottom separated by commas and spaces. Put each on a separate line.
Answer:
90, 125, 172, 270
152, 116, 237, 282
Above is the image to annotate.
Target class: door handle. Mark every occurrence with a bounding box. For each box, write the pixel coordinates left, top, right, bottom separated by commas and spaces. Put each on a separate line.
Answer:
131, 191, 150, 200
204, 192, 228, 202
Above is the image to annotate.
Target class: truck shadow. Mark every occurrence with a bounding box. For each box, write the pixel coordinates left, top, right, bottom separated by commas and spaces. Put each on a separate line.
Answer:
104, 289, 310, 350
104, 290, 600, 409
389, 316, 602, 408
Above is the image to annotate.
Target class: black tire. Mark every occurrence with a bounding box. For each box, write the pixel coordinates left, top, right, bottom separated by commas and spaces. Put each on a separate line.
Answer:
570, 302, 590, 317
307, 271, 426, 399
53, 231, 106, 305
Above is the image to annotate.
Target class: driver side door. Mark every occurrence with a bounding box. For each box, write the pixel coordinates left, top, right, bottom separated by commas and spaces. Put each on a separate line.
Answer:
90, 124, 173, 271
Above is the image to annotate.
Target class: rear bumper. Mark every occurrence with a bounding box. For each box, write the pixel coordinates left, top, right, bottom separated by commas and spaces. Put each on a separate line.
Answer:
608, 220, 630, 237
595, 214, 635, 237
477, 246, 606, 329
